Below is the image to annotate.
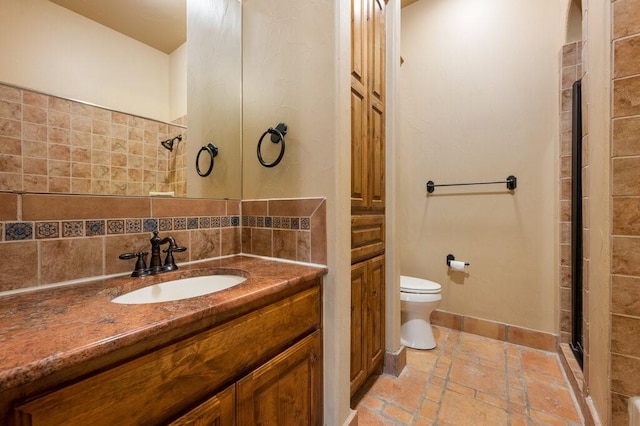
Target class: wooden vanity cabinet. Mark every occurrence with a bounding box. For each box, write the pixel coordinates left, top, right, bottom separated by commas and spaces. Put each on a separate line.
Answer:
13, 283, 322, 426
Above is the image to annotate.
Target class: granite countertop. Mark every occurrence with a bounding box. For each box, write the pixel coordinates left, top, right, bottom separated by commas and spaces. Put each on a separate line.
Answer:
0, 255, 327, 394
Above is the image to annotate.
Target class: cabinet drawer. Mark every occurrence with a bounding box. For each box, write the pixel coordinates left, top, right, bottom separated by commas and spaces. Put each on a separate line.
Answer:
15, 286, 321, 426
351, 214, 385, 263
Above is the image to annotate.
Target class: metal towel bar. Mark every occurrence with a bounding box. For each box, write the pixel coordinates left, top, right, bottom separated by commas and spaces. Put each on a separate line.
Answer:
426, 175, 517, 193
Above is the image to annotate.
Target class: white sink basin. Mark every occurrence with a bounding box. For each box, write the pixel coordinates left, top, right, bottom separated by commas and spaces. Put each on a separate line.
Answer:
112, 275, 247, 304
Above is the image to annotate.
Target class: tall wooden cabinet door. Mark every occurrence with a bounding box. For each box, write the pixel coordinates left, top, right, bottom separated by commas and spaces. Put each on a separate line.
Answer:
366, 255, 385, 373
169, 385, 235, 426
351, 0, 367, 87
369, 0, 385, 106
236, 331, 322, 426
351, 0, 369, 209
368, 0, 385, 210
350, 262, 367, 395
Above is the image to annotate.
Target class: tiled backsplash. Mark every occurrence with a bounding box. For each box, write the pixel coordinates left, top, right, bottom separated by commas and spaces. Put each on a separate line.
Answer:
0, 83, 187, 197
241, 198, 327, 265
0, 194, 326, 293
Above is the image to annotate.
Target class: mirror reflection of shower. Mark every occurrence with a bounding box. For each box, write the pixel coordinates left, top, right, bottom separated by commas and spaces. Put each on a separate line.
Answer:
161, 135, 183, 152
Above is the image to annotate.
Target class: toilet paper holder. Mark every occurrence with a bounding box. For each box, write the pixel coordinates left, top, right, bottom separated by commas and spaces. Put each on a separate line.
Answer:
446, 254, 469, 267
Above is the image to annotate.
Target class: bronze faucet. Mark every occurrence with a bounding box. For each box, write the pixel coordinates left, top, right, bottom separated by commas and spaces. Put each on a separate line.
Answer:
119, 231, 187, 277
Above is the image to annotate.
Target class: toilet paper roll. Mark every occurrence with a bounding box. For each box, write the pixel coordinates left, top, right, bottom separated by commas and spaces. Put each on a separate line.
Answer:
449, 260, 467, 271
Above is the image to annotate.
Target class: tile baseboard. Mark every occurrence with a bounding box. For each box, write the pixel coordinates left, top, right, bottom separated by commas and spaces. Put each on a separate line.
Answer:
431, 309, 558, 352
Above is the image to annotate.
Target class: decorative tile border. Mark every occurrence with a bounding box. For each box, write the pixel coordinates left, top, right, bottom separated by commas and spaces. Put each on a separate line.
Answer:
0, 215, 241, 241
5, 222, 33, 241
242, 216, 311, 230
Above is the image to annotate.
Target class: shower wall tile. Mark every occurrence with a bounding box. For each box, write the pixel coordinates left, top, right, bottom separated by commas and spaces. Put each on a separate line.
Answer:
613, 197, 640, 235
612, 392, 629, 426
613, 76, 640, 118
613, 117, 640, 157
612, 236, 640, 276
562, 43, 578, 67
614, 35, 640, 78
611, 274, 640, 317
613, 0, 640, 39
611, 353, 640, 396
611, 314, 640, 355
0, 82, 187, 197
612, 157, 640, 195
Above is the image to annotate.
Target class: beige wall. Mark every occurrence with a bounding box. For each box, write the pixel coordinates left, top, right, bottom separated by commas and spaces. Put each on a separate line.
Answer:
186, 0, 241, 199
242, 0, 352, 424
0, 0, 185, 123
399, 0, 566, 333
170, 43, 188, 122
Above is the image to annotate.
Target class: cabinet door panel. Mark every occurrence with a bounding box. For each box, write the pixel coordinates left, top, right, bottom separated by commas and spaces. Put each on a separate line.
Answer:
170, 385, 235, 426
351, 86, 368, 207
237, 331, 322, 426
351, 0, 367, 86
369, 102, 385, 209
366, 255, 385, 372
350, 262, 367, 395
369, 0, 385, 105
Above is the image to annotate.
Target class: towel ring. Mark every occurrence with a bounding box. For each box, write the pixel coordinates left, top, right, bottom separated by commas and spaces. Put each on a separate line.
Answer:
196, 143, 218, 177
257, 123, 287, 168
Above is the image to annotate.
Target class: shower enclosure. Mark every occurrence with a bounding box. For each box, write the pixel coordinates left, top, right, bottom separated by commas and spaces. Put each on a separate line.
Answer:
570, 79, 584, 368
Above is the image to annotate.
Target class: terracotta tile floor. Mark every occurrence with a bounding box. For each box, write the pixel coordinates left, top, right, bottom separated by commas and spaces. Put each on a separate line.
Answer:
352, 326, 584, 425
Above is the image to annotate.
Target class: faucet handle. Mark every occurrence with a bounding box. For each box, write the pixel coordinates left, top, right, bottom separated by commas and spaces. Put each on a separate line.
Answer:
162, 243, 187, 272
119, 251, 151, 277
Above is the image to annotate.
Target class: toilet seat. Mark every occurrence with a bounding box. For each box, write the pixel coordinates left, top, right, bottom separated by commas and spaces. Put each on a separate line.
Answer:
400, 275, 441, 294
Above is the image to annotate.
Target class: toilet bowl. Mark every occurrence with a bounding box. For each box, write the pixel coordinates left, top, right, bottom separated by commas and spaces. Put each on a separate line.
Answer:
400, 275, 442, 350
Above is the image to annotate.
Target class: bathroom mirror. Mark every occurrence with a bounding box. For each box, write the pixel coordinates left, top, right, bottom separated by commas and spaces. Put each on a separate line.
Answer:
0, 0, 242, 200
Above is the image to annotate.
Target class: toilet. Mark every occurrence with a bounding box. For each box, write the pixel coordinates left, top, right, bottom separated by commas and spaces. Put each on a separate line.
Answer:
400, 275, 442, 350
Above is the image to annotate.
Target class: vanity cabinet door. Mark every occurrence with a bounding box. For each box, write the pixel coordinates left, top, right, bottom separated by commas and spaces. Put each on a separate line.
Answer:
169, 385, 235, 426
365, 255, 385, 372
236, 331, 322, 426
350, 261, 367, 395
350, 254, 385, 397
